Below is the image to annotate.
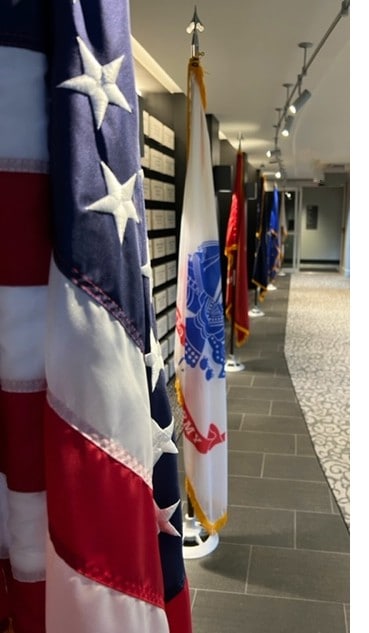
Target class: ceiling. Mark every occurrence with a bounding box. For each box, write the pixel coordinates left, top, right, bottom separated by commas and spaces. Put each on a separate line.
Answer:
129, 0, 350, 183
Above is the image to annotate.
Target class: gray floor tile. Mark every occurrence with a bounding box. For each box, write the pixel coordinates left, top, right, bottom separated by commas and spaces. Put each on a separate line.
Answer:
227, 397, 271, 414
296, 512, 350, 553
228, 384, 297, 402
226, 411, 244, 430
252, 375, 294, 388
263, 454, 326, 482
184, 542, 250, 593
272, 400, 303, 416
225, 373, 253, 387
274, 365, 291, 377
221, 505, 294, 548
296, 434, 316, 455
228, 451, 263, 477
228, 475, 332, 512
191, 591, 348, 633
243, 358, 290, 374
241, 413, 308, 434
228, 429, 295, 453
247, 545, 349, 603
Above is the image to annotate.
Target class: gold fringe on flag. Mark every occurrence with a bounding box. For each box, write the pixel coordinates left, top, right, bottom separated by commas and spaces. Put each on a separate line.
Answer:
186, 56, 207, 156
185, 477, 228, 536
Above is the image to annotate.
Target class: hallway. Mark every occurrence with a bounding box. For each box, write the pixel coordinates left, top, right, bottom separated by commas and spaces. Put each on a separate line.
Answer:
170, 273, 350, 633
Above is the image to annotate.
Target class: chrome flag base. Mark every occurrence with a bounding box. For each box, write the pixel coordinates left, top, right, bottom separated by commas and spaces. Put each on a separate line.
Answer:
225, 355, 245, 372
182, 514, 219, 559
248, 306, 265, 318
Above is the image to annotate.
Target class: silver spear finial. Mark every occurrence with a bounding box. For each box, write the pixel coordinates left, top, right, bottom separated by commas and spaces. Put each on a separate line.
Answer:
186, 6, 205, 57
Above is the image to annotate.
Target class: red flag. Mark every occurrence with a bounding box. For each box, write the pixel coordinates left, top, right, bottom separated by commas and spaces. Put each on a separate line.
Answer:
224, 151, 250, 346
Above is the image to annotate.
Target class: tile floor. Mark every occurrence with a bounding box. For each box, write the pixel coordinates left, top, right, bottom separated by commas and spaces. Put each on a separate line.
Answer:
170, 274, 350, 633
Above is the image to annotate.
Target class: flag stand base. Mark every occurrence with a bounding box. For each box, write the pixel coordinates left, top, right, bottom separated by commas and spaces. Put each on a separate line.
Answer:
225, 355, 245, 372
182, 514, 219, 559
248, 306, 265, 318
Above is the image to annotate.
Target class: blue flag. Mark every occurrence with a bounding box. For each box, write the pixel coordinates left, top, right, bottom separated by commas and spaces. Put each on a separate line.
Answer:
251, 175, 269, 299
267, 185, 280, 284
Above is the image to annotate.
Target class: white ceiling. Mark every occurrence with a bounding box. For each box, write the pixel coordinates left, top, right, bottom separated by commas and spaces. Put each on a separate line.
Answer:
130, 0, 350, 182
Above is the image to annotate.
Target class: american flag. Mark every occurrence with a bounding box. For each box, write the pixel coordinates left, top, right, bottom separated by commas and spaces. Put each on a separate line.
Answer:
0, 2, 192, 632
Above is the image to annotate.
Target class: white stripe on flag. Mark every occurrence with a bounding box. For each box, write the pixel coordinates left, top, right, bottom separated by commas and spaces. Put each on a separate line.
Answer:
0, 47, 49, 162
46, 537, 170, 633
8, 490, 47, 581
45, 260, 154, 477
0, 473, 10, 559
0, 286, 47, 384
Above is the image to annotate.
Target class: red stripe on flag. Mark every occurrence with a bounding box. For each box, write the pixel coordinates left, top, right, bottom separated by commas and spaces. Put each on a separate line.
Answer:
165, 579, 193, 633
6, 572, 45, 633
0, 390, 45, 492
0, 172, 51, 286
45, 402, 165, 607
0, 560, 10, 624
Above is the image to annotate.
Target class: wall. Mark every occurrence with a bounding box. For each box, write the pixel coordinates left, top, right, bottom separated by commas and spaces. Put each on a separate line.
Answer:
300, 185, 344, 265
141, 92, 187, 236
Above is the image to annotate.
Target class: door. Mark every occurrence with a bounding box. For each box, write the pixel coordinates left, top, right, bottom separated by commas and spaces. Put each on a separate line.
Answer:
280, 188, 299, 272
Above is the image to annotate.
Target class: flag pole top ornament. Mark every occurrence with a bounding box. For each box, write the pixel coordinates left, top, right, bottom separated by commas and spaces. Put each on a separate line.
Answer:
186, 6, 205, 59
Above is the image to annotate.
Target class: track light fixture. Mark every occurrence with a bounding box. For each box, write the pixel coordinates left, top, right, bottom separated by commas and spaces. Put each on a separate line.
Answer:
266, 147, 281, 158
266, 2, 349, 181
289, 88, 312, 114
281, 116, 294, 137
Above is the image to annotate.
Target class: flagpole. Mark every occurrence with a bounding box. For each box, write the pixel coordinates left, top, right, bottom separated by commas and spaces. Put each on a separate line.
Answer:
228, 267, 236, 357
249, 286, 265, 317
225, 269, 245, 371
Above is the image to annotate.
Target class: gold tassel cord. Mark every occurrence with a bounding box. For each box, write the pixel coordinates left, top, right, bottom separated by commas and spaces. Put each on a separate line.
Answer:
186, 56, 207, 157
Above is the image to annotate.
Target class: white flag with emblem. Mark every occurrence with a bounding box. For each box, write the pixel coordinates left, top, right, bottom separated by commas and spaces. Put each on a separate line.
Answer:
175, 57, 228, 534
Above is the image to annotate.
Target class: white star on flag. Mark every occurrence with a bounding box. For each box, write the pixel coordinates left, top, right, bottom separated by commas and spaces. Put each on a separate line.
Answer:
87, 162, 139, 244
151, 418, 178, 466
155, 500, 181, 537
58, 36, 131, 129
145, 330, 164, 392
141, 255, 153, 297
141, 261, 152, 284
